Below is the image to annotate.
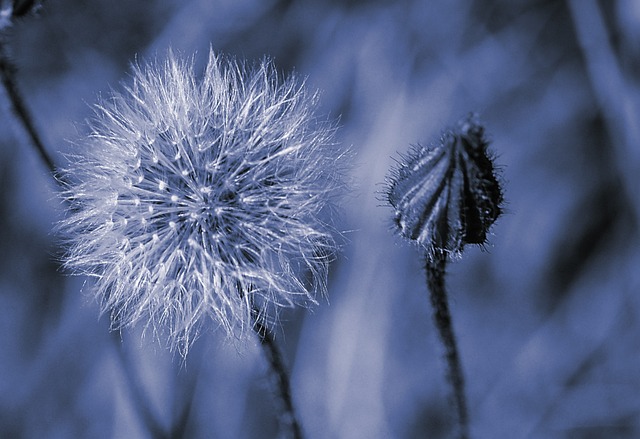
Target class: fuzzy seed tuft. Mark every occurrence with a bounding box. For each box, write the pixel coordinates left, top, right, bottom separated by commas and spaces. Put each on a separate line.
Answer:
59, 49, 345, 355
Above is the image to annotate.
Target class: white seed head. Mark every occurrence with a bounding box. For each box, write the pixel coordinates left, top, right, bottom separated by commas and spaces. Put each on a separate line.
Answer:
59, 49, 344, 355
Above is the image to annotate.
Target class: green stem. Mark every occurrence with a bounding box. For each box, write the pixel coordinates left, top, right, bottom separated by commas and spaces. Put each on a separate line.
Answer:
425, 252, 469, 439
252, 307, 304, 439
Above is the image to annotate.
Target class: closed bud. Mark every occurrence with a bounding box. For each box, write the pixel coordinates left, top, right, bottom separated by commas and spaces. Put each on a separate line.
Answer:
386, 114, 503, 260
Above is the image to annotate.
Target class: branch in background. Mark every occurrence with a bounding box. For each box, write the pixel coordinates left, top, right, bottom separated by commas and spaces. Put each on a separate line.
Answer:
0, 43, 56, 173
567, 0, 640, 226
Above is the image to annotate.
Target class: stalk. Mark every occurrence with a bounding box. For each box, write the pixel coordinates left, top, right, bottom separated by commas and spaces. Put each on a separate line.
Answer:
251, 307, 304, 439
0, 42, 56, 174
425, 252, 469, 439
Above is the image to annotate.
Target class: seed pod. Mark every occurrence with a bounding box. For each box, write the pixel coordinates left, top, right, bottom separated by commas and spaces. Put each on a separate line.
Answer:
386, 114, 503, 259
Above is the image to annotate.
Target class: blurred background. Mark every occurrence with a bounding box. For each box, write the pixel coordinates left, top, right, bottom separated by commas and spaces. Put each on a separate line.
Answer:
1, 0, 640, 437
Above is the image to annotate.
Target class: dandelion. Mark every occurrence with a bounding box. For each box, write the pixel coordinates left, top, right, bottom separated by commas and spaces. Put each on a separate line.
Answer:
384, 114, 503, 439
59, 49, 344, 356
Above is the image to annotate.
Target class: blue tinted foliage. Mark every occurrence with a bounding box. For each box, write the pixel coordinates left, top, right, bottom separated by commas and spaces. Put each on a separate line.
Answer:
1, 0, 639, 438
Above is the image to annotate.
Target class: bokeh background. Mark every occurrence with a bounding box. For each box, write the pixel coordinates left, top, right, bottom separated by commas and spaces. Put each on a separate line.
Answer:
1, 0, 640, 437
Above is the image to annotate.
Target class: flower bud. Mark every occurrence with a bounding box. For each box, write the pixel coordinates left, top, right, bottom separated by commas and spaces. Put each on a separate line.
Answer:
386, 114, 503, 259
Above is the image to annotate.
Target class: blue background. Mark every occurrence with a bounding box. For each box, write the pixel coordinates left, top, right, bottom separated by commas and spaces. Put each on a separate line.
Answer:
1, 0, 639, 437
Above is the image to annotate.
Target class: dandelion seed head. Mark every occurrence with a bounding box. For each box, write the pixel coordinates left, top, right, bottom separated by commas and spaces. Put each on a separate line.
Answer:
59, 49, 344, 355
385, 114, 503, 260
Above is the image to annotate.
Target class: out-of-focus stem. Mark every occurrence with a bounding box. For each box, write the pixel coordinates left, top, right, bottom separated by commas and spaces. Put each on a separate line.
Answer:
0, 42, 56, 174
567, 0, 640, 226
111, 332, 171, 439
252, 308, 304, 439
425, 252, 469, 439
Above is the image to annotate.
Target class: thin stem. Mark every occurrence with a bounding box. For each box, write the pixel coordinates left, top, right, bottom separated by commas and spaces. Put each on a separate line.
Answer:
425, 252, 469, 439
251, 307, 304, 439
0, 41, 56, 174
169, 348, 203, 438
567, 0, 640, 226
111, 332, 170, 439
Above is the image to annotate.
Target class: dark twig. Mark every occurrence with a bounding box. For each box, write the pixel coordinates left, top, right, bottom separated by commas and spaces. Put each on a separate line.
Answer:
252, 307, 304, 439
425, 252, 469, 439
0, 42, 56, 174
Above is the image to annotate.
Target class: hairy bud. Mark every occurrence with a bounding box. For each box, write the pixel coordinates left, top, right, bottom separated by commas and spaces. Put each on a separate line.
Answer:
386, 114, 503, 260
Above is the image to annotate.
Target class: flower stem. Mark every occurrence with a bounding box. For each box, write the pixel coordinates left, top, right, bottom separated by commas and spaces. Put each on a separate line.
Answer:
0, 42, 56, 174
425, 252, 469, 439
251, 308, 304, 439
111, 332, 170, 439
